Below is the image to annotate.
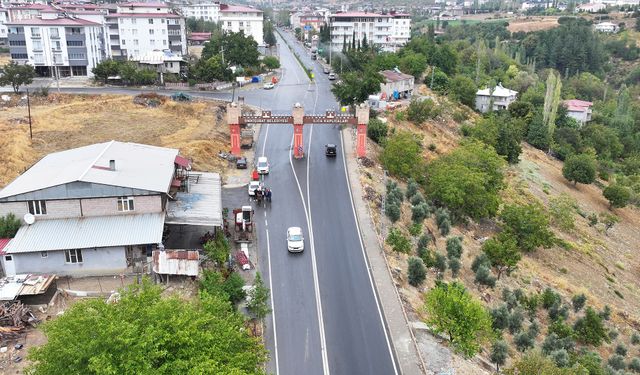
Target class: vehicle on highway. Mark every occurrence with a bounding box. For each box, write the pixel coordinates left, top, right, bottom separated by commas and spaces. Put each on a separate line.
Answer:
325, 144, 337, 157
286, 227, 304, 252
263, 82, 275, 90
236, 157, 247, 169
328, 72, 336, 80
323, 67, 330, 74
248, 181, 261, 196
256, 156, 269, 174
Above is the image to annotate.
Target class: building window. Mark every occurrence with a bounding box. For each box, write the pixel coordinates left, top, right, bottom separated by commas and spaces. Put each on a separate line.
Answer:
28, 200, 47, 215
131, 18, 136, 25
52, 40, 61, 50
150, 39, 155, 46
41, 251, 47, 258
10, 53, 28, 59
69, 53, 85, 60
161, 29, 165, 34
134, 39, 139, 46
149, 29, 154, 35
67, 40, 83, 47
122, 39, 126, 45
34, 53, 44, 63
5, 255, 12, 261
8, 40, 26, 46
161, 19, 165, 23
162, 40, 166, 46
68, 27, 81, 35
49, 28, 59, 38
30, 27, 41, 37
65, 249, 83, 264
148, 18, 154, 24
117, 196, 134, 212
132, 29, 138, 35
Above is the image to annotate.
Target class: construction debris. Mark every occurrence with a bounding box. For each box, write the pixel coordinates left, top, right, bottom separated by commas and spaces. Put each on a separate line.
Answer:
133, 92, 167, 107
0, 301, 38, 340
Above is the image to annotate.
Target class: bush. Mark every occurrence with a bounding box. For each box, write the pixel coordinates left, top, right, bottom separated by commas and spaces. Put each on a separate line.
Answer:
408, 223, 422, 237
572, 293, 587, 312
386, 228, 411, 253
406, 178, 419, 199
542, 333, 575, 355
367, 118, 388, 144
609, 329, 619, 341
445, 236, 463, 260
418, 247, 436, 268
600, 305, 612, 321
385, 201, 401, 222
474, 264, 496, 288
575, 351, 604, 375
222, 272, 247, 305
412, 202, 431, 223
508, 309, 525, 334
548, 302, 570, 322
550, 349, 570, 368
0, 213, 21, 238
381, 131, 423, 179
603, 184, 631, 209
408, 257, 427, 286
500, 203, 554, 252
410, 192, 426, 206
528, 320, 540, 338
434, 253, 448, 275
549, 193, 578, 232
435, 207, 450, 227
514, 332, 535, 352
615, 344, 628, 357
629, 358, 640, 372
521, 293, 540, 318
449, 258, 461, 277
438, 218, 451, 236
574, 307, 609, 346
449, 75, 478, 107
608, 355, 627, 370
417, 234, 432, 250
490, 340, 510, 372
541, 288, 562, 310
407, 98, 441, 125
632, 333, 640, 345
491, 305, 510, 330
562, 153, 597, 186
549, 320, 574, 339
471, 253, 491, 273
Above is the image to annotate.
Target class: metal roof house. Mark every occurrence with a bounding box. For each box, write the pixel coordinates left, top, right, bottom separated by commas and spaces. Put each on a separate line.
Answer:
0, 141, 221, 277
475, 83, 518, 113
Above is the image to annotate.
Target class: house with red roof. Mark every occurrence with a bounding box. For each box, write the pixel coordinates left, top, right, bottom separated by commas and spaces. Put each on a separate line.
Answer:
563, 99, 593, 125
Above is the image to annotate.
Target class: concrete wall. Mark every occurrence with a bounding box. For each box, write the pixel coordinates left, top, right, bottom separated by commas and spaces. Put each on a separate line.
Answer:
0, 201, 27, 219
81, 195, 162, 216
10, 246, 127, 276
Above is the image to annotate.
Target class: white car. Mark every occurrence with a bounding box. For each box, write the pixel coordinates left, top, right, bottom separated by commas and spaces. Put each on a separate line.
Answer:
263, 82, 275, 90
328, 73, 336, 80
257, 156, 269, 174
287, 227, 304, 252
248, 181, 261, 196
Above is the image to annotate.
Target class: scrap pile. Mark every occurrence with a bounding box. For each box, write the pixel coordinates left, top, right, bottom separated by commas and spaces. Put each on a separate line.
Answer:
0, 302, 38, 340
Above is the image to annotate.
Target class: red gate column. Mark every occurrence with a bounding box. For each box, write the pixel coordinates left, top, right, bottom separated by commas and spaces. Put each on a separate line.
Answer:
292, 103, 305, 159
355, 103, 370, 158
226, 102, 242, 156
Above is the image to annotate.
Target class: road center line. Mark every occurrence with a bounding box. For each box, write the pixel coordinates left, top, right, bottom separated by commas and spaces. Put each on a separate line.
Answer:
288, 130, 330, 375
339, 131, 399, 374
265, 228, 280, 374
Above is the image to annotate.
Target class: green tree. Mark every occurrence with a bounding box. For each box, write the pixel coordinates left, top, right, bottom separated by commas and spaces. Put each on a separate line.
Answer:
0, 213, 21, 238
247, 272, 271, 322
331, 69, 383, 106
482, 232, 521, 279
603, 184, 631, 209
399, 51, 427, 78
408, 257, 427, 286
262, 56, 280, 71
263, 21, 277, 46
500, 203, 554, 252
0, 62, 36, 93
574, 307, 608, 346
192, 55, 232, 83
91, 59, 122, 83
527, 111, 550, 150
449, 74, 477, 107
386, 228, 411, 253
27, 280, 266, 374
571, 293, 587, 312
562, 153, 597, 186
426, 140, 506, 219
446, 236, 463, 260
407, 98, 441, 125
490, 340, 509, 372
222, 272, 246, 305
505, 351, 582, 375
427, 69, 449, 94
380, 131, 423, 179
203, 231, 230, 267
424, 282, 493, 357
367, 118, 388, 144
202, 31, 259, 67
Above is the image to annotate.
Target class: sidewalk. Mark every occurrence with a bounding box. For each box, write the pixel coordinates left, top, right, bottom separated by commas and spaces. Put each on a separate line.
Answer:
341, 128, 425, 375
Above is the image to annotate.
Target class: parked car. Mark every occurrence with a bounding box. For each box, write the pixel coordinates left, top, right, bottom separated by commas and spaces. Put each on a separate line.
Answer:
286, 227, 304, 252
248, 181, 261, 196
236, 157, 247, 169
323, 67, 331, 74
256, 156, 270, 174
328, 73, 336, 80
325, 144, 337, 157
263, 82, 275, 90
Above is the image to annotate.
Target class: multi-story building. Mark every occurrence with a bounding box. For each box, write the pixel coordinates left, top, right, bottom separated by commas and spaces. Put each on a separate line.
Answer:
219, 4, 263, 45
0, 8, 9, 45
290, 12, 325, 32
475, 83, 518, 113
6, 12, 109, 77
329, 11, 411, 52
105, 2, 187, 60
180, 2, 219, 21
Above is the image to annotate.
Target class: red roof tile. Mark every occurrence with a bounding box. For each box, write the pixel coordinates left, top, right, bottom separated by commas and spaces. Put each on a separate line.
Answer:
0, 239, 11, 256
108, 12, 180, 18
219, 4, 262, 13
332, 12, 389, 18
6, 17, 101, 26
120, 2, 168, 7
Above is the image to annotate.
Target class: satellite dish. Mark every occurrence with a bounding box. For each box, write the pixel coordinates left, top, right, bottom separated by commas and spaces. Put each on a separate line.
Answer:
24, 213, 35, 225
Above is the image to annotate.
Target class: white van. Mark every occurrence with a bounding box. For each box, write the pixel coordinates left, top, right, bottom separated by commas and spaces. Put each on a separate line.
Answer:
257, 156, 269, 174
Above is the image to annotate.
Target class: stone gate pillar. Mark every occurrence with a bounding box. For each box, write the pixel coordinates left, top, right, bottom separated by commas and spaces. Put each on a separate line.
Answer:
355, 103, 370, 158
227, 102, 242, 156
292, 103, 305, 159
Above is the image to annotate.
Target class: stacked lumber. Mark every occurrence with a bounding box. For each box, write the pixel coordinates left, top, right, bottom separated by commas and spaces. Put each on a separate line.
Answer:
0, 302, 38, 339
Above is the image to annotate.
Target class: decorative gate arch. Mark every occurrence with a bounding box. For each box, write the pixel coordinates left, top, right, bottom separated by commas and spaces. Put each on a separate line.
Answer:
227, 102, 369, 159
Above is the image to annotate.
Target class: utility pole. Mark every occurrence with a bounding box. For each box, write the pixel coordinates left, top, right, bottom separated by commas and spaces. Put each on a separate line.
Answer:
382, 170, 387, 240
26, 88, 32, 139
220, 45, 225, 64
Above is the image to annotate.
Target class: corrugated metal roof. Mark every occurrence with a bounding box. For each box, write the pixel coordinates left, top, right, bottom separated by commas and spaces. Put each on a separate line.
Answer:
165, 172, 223, 227
152, 250, 199, 276
379, 69, 414, 83
476, 83, 518, 97
4, 213, 165, 254
0, 141, 179, 199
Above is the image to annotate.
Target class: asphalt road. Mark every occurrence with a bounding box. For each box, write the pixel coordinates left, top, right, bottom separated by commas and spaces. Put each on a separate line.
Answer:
15, 32, 400, 374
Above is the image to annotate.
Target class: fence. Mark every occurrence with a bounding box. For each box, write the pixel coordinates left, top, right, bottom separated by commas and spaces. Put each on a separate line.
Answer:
164, 82, 232, 91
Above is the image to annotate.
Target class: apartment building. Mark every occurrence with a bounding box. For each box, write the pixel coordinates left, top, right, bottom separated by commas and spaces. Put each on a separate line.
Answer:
6, 12, 108, 77
0, 8, 9, 45
329, 11, 411, 52
180, 2, 219, 21
219, 4, 263, 45
290, 12, 325, 32
105, 2, 187, 60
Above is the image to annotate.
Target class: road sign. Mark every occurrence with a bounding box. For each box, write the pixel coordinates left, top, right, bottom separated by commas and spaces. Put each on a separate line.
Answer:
304, 25, 312, 31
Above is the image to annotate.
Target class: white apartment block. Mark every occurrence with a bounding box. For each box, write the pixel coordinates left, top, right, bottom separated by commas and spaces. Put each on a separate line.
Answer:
329, 11, 411, 53
219, 4, 263, 45
6, 12, 109, 77
105, 2, 187, 60
180, 2, 219, 21
0, 8, 9, 44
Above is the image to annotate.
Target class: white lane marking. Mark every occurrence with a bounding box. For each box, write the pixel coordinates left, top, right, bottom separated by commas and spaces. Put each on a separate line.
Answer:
261, 124, 271, 158
266, 228, 280, 374
289, 131, 330, 375
339, 132, 399, 375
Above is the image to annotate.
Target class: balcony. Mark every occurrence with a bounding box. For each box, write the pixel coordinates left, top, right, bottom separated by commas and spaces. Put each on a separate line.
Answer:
31, 34, 42, 39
